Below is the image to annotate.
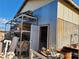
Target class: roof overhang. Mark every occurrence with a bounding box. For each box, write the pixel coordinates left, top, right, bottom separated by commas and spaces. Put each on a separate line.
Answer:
17, 0, 29, 14
16, 0, 54, 14
16, 0, 79, 17
64, 0, 79, 11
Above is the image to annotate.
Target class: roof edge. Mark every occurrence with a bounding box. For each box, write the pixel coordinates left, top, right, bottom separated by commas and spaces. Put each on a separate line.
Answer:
65, 0, 79, 11
17, 0, 29, 14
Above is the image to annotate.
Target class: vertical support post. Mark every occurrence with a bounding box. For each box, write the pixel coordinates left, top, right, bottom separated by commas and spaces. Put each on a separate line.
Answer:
78, 26, 79, 44
10, 20, 12, 40
19, 15, 23, 59
29, 25, 32, 59
70, 34, 72, 46
78, 26, 79, 59
47, 24, 50, 49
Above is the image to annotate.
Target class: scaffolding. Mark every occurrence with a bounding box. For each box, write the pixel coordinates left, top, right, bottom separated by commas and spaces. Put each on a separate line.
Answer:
5, 11, 38, 59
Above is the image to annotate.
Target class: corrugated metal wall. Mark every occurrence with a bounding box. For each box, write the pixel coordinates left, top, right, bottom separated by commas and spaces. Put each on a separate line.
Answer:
33, 0, 58, 49
57, 19, 79, 49
57, 1, 79, 49
58, 1, 79, 25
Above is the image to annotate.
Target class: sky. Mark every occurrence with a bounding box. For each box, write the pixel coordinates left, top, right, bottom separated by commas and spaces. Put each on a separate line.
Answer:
73, 0, 79, 5
0, 0, 79, 30
0, 0, 24, 30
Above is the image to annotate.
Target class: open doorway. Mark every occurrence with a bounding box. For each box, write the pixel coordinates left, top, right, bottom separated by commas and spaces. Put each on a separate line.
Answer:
39, 26, 48, 50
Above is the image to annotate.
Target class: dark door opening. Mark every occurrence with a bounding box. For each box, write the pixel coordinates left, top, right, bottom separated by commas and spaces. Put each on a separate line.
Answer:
39, 26, 48, 50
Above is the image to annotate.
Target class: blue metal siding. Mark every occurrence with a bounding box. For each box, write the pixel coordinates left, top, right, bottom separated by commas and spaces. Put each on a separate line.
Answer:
33, 0, 58, 48
33, 0, 57, 25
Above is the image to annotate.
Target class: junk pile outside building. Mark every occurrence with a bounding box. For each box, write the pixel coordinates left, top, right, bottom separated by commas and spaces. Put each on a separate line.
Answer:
0, 0, 79, 59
